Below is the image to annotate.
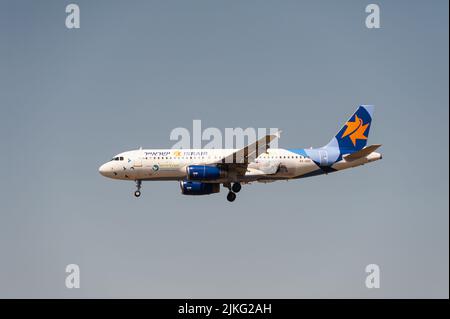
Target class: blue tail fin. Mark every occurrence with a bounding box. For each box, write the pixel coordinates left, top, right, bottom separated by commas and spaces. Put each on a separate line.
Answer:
326, 105, 374, 154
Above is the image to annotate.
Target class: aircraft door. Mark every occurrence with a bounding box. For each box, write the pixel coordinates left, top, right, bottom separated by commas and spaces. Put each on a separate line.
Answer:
319, 150, 328, 166
127, 157, 142, 179
133, 158, 143, 168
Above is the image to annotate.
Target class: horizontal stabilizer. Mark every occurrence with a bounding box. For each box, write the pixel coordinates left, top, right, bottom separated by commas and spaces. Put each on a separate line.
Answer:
344, 144, 381, 161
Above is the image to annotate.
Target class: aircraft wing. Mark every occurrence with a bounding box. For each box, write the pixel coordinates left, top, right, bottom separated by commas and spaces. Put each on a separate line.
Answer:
207, 131, 281, 175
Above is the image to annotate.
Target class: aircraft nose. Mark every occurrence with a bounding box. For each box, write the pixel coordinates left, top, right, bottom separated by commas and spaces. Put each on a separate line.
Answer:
98, 163, 109, 176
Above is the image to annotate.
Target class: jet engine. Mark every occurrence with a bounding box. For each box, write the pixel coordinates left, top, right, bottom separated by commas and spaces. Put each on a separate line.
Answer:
180, 181, 221, 195
186, 165, 227, 180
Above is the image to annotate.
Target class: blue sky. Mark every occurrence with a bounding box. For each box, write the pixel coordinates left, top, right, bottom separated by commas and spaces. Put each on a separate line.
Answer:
0, 0, 448, 297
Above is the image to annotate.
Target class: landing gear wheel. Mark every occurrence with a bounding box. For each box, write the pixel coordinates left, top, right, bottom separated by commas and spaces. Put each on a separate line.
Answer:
227, 191, 236, 202
231, 183, 241, 193
134, 180, 142, 198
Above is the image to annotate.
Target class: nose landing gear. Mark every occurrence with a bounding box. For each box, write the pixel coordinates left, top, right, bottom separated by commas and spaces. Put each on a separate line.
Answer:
134, 180, 142, 197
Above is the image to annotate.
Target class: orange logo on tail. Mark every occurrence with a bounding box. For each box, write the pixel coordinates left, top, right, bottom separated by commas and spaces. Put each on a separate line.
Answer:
342, 115, 369, 146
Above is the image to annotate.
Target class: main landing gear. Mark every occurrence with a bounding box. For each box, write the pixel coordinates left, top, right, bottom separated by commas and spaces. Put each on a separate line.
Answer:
227, 192, 236, 202
226, 183, 241, 202
231, 182, 241, 193
134, 180, 142, 197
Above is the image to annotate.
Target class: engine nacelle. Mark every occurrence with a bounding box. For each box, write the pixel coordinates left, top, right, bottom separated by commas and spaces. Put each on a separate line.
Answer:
186, 165, 227, 180
180, 181, 220, 195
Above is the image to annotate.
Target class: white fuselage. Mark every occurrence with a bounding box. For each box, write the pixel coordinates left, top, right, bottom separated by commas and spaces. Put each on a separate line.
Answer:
98, 148, 381, 183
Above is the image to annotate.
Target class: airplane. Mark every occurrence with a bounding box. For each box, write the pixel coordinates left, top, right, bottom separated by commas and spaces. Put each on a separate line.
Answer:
98, 105, 382, 202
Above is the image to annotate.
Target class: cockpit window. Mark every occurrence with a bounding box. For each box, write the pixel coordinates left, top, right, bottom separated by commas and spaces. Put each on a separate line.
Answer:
120, 157, 124, 161
111, 157, 123, 161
